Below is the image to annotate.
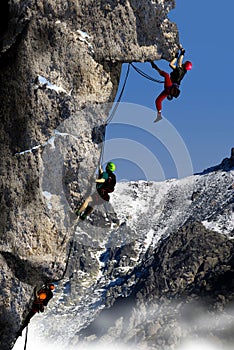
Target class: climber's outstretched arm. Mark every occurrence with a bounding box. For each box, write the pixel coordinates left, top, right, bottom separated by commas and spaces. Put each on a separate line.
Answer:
169, 57, 177, 70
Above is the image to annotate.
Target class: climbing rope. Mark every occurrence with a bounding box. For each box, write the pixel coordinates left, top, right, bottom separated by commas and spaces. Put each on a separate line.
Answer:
99, 63, 131, 165
105, 63, 131, 125
99, 61, 163, 165
52, 238, 75, 283
130, 63, 163, 83
106, 62, 163, 125
24, 326, 28, 350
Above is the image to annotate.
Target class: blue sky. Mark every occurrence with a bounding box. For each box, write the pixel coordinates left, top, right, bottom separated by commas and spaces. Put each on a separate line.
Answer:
104, 0, 234, 182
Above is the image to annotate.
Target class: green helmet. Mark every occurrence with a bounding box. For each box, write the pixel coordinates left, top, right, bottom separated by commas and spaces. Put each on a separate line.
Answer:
106, 162, 116, 172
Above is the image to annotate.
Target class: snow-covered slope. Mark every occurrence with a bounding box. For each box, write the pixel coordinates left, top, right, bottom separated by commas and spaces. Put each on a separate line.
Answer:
112, 169, 234, 243
15, 163, 234, 349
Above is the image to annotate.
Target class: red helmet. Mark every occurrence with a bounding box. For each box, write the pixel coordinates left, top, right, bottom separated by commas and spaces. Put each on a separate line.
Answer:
184, 61, 192, 70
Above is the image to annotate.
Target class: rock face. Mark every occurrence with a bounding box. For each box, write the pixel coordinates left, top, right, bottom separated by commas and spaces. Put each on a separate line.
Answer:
0, 1, 179, 349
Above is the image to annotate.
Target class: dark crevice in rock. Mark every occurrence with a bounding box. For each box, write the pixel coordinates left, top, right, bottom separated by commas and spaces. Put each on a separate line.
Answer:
0, 0, 9, 40
0, 18, 26, 65
1, 252, 54, 286
102, 61, 122, 99
0, 24, 32, 155
91, 124, 106, 144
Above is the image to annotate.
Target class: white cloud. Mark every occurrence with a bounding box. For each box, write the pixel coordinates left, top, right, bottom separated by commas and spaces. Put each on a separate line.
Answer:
176, 339, 223, 350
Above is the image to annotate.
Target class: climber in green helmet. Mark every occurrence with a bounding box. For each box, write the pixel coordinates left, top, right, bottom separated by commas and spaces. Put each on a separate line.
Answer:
76, 162, 117, 220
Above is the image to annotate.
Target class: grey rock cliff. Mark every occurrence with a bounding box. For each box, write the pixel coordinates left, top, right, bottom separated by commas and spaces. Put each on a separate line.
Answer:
0, 0, 179, 348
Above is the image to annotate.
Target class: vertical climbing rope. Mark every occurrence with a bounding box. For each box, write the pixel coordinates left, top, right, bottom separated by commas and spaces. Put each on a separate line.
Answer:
52, 238, 75, 283
105, 63, 131, 124
99, 62, 163, 166
99, 63, 131, 165
24, 326, 28, 350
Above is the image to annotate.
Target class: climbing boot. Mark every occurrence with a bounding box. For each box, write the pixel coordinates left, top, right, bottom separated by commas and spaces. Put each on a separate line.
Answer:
80, 205, 93, 220
80, 213, 87, 221
154, 112, 162, 123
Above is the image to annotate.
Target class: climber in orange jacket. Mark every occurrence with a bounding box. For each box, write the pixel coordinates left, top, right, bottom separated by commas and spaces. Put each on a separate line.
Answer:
17, 283, 55, 336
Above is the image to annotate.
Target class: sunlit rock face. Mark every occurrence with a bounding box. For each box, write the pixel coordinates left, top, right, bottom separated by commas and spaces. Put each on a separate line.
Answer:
0, 0, 179, 348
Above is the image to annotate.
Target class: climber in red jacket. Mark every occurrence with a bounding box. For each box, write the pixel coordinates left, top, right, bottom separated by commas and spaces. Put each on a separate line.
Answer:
151, 48, 192, 122
151, 62, 181, 122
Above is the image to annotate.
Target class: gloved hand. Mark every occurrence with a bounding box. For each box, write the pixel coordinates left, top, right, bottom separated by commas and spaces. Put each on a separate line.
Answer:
175, 51, 179, 58
180, 48, 185, 55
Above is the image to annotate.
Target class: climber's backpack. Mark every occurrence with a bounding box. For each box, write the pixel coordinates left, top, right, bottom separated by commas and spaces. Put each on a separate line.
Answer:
103, 172, 116, 193
170, 84, 180, 98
